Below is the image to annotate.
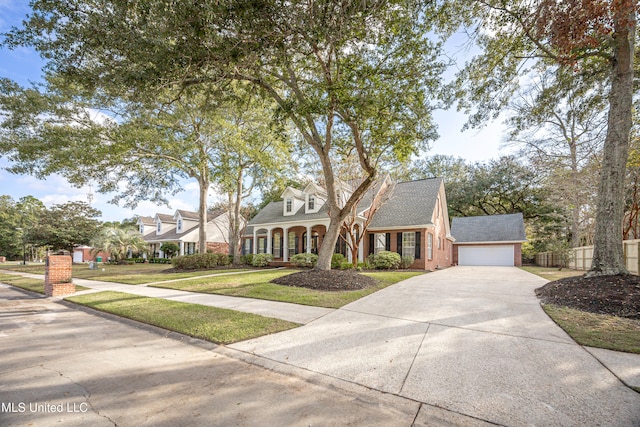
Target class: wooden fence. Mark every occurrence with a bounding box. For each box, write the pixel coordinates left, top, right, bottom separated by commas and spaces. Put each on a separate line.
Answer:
535, 239, 640, 274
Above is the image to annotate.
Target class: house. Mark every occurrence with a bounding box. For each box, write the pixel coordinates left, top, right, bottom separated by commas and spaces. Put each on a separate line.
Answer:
243, 177, 454, 270
450, 213, 526, 266
138, 209, 231, 258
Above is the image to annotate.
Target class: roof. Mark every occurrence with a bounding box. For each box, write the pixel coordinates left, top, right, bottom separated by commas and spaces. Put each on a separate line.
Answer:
175, 209, 225, 222
144, 224, 200, 242
369, 178, 443, 228
450, 213, 526, 243
155, 213, 175, 223
137, 216, 155, 225
249, 200, 331, 226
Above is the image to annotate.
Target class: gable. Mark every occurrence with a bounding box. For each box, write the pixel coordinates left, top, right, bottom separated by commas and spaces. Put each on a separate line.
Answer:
369, 178, 444, 228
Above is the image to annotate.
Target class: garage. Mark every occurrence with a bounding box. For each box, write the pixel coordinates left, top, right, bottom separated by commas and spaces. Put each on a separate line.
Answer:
458, 245, 515, 266
450, 213, 526, 267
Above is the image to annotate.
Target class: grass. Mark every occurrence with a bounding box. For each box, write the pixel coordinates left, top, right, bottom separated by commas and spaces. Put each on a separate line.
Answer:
0, 273, 89, 294
520, 265, 584, 281
0, 263, 250, 285
523, 266, 640, 354
65, 291, 299, 344
151, 269, 425, 308
542, 304, 640, 354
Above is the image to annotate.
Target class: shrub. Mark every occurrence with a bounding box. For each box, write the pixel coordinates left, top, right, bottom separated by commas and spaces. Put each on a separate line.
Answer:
171, 253, 231, 269
290, 253, 318, 268
252, 253, 273, 267
400, 255, 415, 269
149, 258, 172, 264
373, 251, 401, 270
339, 261, 354, 270
240, 254, 253, 266
331, 253, 346, 269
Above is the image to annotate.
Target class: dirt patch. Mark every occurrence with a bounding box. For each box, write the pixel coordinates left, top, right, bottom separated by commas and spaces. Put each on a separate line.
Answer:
536, 274, 640, 319
271, 269, 378, 291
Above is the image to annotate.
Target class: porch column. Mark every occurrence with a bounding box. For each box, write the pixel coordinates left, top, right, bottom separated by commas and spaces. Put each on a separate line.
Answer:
358, 235, 364, 261
266, 228, 272, 256
283, 227, 289, 262
253, 228, 258, 255
179, 241, 184, 256
306, 226, 312, 254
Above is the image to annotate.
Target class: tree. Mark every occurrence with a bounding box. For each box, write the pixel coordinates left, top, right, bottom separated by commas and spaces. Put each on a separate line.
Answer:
506, 69, 606, 247
160, 242, 179, 259
30, 201, 102, 253
4, 0, 448, 270
0, 196, 22, 259
91, 227, 148, 263
454, 0, 637, 276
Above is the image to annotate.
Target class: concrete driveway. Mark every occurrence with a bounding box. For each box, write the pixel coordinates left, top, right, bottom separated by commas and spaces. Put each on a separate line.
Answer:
231, 266, 640, 426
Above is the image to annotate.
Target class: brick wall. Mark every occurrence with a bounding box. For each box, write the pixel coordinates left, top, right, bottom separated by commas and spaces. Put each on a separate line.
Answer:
207, 242, 230, 255
44, 255, 75, 297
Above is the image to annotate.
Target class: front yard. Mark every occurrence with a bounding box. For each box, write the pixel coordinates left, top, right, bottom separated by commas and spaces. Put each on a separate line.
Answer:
150, 270, 425, 308
524, 266, 640, 355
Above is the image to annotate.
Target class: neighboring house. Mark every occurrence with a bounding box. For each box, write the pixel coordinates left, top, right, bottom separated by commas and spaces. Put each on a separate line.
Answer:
72, 245, 108, 263
450, 213, 526, 266
138, 209, 231, 258
244, 177, 454, 270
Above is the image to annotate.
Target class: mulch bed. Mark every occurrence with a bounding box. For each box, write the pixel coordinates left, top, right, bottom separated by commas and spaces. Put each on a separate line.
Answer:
536, 274, 640, 319
271, 269, 378, 291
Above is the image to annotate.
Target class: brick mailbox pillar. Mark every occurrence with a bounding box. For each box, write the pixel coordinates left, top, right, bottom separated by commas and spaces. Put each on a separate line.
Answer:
44, 254, 75, 297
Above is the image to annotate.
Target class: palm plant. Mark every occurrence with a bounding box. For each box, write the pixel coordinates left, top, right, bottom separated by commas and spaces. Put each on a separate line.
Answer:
91, 227, 148, 262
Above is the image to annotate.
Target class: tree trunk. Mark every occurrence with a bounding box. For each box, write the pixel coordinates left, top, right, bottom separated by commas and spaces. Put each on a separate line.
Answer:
232, 181, 244, 264
198, 176, 209, 254
587, 7, 635, 277
317, 213, 343, 270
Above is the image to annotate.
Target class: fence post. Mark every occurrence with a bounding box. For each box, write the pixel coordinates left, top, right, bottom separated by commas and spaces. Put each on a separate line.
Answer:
582, 247, 586, 271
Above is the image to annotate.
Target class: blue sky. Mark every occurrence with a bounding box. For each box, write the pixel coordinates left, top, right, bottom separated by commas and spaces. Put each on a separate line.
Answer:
0, 2, 512, 222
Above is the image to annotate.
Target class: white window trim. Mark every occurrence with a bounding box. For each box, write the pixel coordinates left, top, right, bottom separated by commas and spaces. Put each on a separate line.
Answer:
402, 232, 416, 259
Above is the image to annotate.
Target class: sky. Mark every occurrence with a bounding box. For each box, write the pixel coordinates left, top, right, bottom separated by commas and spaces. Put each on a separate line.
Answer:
0, 2, 514, 222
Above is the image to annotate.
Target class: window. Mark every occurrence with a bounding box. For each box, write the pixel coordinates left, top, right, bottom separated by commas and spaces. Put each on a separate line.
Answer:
156, 222, 161, 233
402, 232, 416, 259
273, 232, 281, 257
375, 233, 386, 255
177, 218, 183, 232
244, 238, 252, 255
286, 198, 292, 213
258, 237, 266, 254
288, 232, 296, 257
427, 233, 433, 260
308, 195, 315, 210
139, 224, 144, 234
185, 242, 196, 255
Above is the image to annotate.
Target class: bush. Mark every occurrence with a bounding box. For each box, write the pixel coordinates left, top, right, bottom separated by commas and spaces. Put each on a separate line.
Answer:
372, 251, 401, 270
339, 261, 354, 270
126, 258, 145, 264
331, 253, 346, 269
171, 253, 232, 270
400, 255, 415, 269
149, 258, 172, 264
290, 253, 318, 268
252, 253, 273, 267
240, 254, 254, 265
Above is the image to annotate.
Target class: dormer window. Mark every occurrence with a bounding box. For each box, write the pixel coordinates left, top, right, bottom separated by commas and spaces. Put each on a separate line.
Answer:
308, 195, 315, 210
177, 218, 183, 233
157, 222, 161, 233
139, 224, 144, 234
286, 198, 292, 213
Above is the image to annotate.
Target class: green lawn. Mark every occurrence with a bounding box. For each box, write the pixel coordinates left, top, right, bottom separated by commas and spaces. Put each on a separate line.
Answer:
542, 304, 640, 354
522, 266, 640, 354
0, 273, 89, 294
520, 265, 584, 281
151, 270, 425, 308
0, 263, 250, 285
65, 291, 299, 344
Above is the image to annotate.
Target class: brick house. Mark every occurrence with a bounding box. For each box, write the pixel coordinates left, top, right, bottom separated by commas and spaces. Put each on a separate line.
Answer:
243, 177, 454, 270
138, 209, 231, 258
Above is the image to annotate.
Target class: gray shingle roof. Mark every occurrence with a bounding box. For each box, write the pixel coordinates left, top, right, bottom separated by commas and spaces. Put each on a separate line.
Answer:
248, 200, 331, 226
450, 213, 526, 243
369, 178, 443, 228
144, 224, 200, 242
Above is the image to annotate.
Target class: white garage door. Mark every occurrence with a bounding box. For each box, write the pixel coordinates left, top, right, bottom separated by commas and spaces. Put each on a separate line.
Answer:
458, 245, 514, 266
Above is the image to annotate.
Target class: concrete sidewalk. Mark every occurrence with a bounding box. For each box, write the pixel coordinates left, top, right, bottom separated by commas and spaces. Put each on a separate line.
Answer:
1, 284, 446, 426
231, 266, 640, 426
0, 269, 332, 325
